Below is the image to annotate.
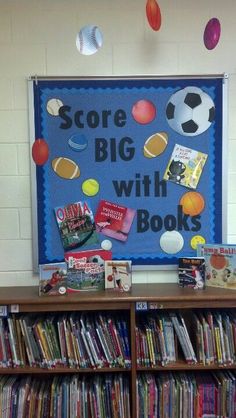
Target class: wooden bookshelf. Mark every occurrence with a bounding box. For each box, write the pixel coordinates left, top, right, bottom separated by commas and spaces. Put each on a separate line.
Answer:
1, 283, 236, 417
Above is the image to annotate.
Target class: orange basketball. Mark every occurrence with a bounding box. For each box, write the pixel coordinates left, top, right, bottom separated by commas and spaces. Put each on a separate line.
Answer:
179, 192, 205, 216
107, 275, 113, 282
210, 254, 227, 270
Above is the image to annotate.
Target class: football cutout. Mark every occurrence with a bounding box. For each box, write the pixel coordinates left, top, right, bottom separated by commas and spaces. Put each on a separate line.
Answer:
166, 86, 215, 136
51, 157, 80, 179
143, 131, 168, 158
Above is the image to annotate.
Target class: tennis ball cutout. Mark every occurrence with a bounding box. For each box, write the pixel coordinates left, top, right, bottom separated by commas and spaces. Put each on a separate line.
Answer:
180, 192, 205, 216
82, 178, 100, 196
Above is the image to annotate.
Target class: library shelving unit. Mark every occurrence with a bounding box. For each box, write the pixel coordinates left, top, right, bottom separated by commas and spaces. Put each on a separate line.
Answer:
1, 283, 236, 417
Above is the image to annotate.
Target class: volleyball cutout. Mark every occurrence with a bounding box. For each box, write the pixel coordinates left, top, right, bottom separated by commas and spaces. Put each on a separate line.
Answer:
46, 98, 63, 116
68, 133, 88, 152
210, 254, 227, 270
160, 231, 184, 254
180, 191, 205, 216
82, 178, 99, 197
143, 132, 168, 158
166, 86, 215, 136
76, 25, 103, 56
32, 138, 49, 166
52, 157, 80, 179
132, 99, 156, 124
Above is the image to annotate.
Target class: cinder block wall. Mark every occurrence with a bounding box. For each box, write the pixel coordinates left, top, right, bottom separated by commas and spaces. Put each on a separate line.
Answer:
0, 0, 235, 286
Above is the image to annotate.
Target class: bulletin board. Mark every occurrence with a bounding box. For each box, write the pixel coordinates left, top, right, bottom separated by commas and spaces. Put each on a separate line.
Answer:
28, 75, 228, 271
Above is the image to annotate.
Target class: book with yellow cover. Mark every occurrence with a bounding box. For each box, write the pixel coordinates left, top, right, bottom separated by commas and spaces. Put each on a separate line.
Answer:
163, 144, 208, 189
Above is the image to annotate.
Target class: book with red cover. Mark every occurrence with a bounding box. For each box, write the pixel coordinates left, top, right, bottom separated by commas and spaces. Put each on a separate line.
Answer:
94, 200, 136, 242
65, 249, 112, 292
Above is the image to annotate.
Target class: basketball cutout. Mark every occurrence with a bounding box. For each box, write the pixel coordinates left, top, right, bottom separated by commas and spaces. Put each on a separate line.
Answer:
52, 157, 80, 179
180, 192, 205, 216
107, 275, 113, 282
143, 132, 168, 158
210, 254, 227, 270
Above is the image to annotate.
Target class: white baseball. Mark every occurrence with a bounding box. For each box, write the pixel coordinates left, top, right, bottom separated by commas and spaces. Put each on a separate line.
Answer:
160, 231, 184, 254
46, 98, 63, 116
76, 25, 103, 56
101, 239, 112, 251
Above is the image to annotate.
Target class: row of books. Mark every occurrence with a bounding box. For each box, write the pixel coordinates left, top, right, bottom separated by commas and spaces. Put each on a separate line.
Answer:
0, 313, 131, 369
136, 312, 197, 366
194, 310, 236, 366
0, 374, 130, 418
137, 371, 236, 418
136, 310, 236, 367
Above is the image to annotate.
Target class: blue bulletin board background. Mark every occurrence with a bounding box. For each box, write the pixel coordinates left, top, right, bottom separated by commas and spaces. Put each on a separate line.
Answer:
29, 75, 227, 270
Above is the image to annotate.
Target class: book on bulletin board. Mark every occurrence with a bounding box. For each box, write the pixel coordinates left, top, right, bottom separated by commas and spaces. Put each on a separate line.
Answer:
178, 257, 205, 289
39, 262, 67, 296
54, 200, 98, 251
65, 249, 112, 292
94, 200, 136, 242
163, 144, 208, 189
197, 243, 236, 289
105, 260, 132, 292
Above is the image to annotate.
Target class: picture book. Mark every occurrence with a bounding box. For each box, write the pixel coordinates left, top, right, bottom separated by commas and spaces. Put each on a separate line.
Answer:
65, 249, 112, 292
178, 257, 205, 289
105, 260, 132, 291
54, 200, 99, 251
197, 243, 236, 289
39, 262, 67, 296
94, 200, 136, 242
163, 144, 208, 189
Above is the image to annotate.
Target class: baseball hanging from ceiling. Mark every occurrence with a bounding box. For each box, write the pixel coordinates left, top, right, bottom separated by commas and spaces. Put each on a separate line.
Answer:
76, 25, 103, 55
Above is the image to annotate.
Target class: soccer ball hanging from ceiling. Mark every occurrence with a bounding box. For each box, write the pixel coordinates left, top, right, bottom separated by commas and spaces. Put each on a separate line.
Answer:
166, 86, 215, 136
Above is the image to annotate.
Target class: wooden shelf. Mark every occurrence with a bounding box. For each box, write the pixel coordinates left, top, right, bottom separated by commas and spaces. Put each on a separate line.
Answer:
1, 284, 236, 311
1, 283, 236, 418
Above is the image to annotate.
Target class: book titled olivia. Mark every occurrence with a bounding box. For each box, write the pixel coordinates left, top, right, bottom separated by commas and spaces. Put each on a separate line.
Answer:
94, 200, 136, 242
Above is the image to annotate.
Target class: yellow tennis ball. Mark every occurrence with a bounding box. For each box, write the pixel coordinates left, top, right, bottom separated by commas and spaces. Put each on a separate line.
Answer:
190, 235, 206, 250
82, 178, 99, 196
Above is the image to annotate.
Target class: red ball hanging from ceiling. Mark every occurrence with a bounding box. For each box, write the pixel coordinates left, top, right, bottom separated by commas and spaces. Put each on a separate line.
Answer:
146, 0, 162, 31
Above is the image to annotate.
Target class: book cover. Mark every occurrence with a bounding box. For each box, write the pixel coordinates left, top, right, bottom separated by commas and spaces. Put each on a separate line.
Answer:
65, 249, 112, 292
94, 200, 136, 242
163, 144, 208, 189
54, 201, 99, 251
104, 260, 132, 292
197, 243, 236, 289
178, 257, 205, 289
39, 263, 67, 296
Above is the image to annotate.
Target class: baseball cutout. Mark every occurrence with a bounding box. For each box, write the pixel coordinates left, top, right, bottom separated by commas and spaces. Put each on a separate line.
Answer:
160, 231, 184, 254
143, 132, 168, 158
46, 98, 63, 116
101, 240, 112, 251
76, 25, 103, 56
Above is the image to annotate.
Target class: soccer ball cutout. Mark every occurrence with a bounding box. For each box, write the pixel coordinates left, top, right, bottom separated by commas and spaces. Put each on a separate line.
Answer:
88, 255, 104, 267
166, 86, 215, 136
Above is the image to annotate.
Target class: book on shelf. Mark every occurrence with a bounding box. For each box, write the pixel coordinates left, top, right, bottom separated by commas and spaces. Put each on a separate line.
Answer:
104, 260, 132, 292
94, 199, 136, 242
39, 262, 67, 296
197, 243, 236, 289
65, 249, 112, 292
178, 257, 205, 289
163, 143, 208, 189
54, 200, 99, 251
